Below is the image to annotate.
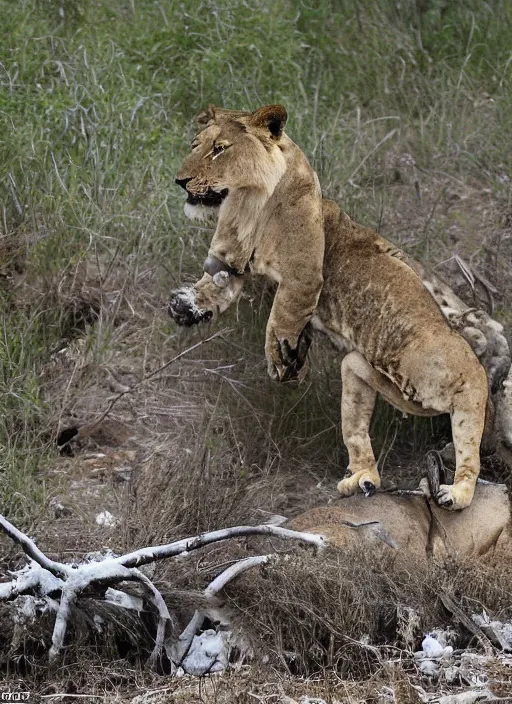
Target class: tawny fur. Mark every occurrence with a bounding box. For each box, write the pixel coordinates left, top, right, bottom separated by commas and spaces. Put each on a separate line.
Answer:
171, 104, 491, 511
288, 482, 511, 564
175, 104, 324, 381
316, 201, 488, 509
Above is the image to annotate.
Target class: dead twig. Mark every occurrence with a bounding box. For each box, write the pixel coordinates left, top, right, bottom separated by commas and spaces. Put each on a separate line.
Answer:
439, 591, 494, 657
60, 327, 232, 445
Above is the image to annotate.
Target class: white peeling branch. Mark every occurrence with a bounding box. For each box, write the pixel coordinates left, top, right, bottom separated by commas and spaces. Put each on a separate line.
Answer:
131, 568, 172, 668
170, 555, 272, 667
204, 555, 271, 598
0, 518, 324, 592
114, 524, 325, 569
0, 514, 70, 579
49, 583, 80, 662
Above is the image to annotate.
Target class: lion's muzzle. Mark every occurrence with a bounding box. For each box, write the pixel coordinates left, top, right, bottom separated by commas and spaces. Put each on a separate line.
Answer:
175, 177, 192, 191
175, 178, 228, 207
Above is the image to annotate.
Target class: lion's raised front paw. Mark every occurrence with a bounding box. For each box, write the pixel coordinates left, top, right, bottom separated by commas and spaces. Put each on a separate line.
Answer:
266, 353, 310, 384
168, 288, 213, 327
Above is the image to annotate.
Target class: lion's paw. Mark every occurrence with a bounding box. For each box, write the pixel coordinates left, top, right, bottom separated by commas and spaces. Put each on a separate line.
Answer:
337, 476, 358, 497
168, 288, 213, 327
266, 326, 312, 383
436, 482, 474, 510
337, 471, 380, 498
267, 354, 309, 384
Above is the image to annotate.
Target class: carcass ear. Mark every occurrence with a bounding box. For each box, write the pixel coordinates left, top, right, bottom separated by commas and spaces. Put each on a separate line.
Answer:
196, 104, 216, 126
249, 104, 287, 139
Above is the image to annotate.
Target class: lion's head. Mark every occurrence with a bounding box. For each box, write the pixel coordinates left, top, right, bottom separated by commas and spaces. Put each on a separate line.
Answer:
175, 104, 288, 222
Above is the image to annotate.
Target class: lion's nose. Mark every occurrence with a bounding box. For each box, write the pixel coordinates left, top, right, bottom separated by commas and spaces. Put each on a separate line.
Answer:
175, 177, 192, 191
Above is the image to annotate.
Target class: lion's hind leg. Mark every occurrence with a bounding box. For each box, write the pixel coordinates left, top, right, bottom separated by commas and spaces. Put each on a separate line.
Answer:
337, 352, 381, 498
437, 369, 488, 510
337, 351, 439, 499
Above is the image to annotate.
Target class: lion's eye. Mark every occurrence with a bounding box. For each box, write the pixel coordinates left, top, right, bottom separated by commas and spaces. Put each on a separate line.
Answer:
212, 144, 226, 159
203, 143, 230, 160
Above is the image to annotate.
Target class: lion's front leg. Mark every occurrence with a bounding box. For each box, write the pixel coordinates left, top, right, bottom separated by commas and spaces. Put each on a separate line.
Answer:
169, 272, 244, 327
265, 267, 323, 382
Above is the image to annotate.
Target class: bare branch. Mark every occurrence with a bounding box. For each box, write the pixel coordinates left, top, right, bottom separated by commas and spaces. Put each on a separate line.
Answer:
49, 583, 80, 662
114, 524, 325, 569
204, 555, 270, 598
0, 514, 70, 579
131, 568, 172, 668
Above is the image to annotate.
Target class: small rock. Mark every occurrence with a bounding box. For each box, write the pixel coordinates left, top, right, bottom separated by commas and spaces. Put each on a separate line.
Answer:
50, 499, 72, 518
422, 634, 445, 658
95, 510, 119, 528
419, 659, 440, 677
444, 665, 460, 684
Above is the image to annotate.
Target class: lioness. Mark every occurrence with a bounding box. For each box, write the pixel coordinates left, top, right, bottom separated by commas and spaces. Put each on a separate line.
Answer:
173, 104, 324, 382
170, 104, 489, 511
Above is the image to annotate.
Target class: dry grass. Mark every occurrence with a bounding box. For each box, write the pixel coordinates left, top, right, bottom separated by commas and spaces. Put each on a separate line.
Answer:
2, 541, 512, 697
225, 547, 512, 679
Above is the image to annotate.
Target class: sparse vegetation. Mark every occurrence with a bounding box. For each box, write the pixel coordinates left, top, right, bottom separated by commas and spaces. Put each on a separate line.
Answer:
227, 546, 512, 677
1, 0, 511, 698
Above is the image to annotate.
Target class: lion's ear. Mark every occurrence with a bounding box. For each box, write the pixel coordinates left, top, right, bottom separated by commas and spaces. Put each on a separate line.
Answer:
249, 105, 287, 139
196, 104, 216, 126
